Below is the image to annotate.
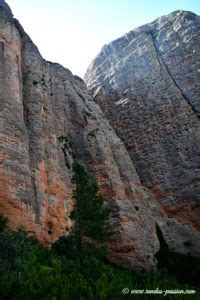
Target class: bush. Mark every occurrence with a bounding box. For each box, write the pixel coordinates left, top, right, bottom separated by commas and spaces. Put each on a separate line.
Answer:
0, 221, 199, 299
0, 211, 200, 299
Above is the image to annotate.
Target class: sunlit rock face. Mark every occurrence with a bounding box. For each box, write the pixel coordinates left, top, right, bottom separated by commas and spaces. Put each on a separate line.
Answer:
85, 10, 200, 257
0, 1, 160, 270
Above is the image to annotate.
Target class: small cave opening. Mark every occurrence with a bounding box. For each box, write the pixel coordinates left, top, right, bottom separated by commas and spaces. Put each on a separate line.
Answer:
47, 221, 53, 235
33, 80, 39, 86
135, 206, 139, 212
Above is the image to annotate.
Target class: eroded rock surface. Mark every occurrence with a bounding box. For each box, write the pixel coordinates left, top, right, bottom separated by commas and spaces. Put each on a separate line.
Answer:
85, 10, 200, 256
0, 1, 159, 270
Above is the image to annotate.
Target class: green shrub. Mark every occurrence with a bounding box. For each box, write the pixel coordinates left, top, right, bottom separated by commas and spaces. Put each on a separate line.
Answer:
0, 223, 199, 299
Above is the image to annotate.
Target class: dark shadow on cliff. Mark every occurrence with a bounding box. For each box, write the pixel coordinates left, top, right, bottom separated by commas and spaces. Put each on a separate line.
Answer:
155, 224, 200, 286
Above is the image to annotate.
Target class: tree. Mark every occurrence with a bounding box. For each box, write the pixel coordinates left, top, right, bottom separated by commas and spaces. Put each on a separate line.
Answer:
71, 159, 111, 263
54, 159, 111, 263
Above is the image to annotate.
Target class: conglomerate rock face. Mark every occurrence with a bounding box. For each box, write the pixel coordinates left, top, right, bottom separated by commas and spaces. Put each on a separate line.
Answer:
85, 10, 200, 257
0, 1, 160, 270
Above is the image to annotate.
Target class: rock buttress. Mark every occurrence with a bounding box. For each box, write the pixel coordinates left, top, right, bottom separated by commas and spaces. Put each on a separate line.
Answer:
0, 1, 159, 270
85, 10, 200, 257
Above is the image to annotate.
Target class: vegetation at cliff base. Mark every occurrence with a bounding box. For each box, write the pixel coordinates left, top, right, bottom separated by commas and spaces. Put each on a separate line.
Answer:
0, 223, 199, 300
0, 161, 199, 299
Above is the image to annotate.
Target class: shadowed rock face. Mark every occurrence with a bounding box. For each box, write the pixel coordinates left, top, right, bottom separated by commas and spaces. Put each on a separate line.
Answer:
0, 1, 160, 270
85, 10, 200, 256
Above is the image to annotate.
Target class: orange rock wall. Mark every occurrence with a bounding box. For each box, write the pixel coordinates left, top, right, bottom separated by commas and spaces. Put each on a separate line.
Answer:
0, 3, 159, 270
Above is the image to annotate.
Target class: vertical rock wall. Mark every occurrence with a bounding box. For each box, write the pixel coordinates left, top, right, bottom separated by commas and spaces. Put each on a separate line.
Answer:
85, 10, 200, 256
0, 1, 159, 270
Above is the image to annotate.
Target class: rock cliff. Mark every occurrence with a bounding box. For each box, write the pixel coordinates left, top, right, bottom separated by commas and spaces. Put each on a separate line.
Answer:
0, 0, 160, 270
85, 10, 200, 257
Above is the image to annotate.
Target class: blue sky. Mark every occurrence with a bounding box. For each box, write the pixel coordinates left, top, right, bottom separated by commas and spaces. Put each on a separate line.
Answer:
6, 0, 200, 77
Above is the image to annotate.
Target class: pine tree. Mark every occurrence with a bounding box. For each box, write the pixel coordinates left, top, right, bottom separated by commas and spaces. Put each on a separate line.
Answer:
70, 159, 111, 263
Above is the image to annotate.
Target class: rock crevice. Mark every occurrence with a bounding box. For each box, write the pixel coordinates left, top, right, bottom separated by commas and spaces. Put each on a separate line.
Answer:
148, 28, 199, 118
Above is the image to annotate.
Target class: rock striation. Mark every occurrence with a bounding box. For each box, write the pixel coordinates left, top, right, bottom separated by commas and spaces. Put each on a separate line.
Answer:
0, 0, 160, 270
85, 10, 200, 257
